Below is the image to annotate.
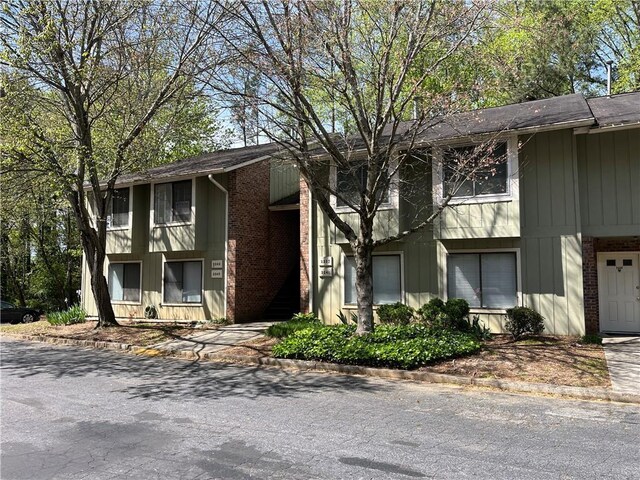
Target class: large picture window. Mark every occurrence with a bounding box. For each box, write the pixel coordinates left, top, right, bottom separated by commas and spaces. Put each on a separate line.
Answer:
154, 180, 192, 224
336, 163, 389, 208
107, 187, 130, 228
164, 260, 202, 304
443, 143, 507, 198
108, 262, 141, 303
344, 254, 401, 305
447, 252, 517, 309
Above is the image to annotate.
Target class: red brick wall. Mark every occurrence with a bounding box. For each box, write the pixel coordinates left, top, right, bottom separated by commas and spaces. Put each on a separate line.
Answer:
299, 179, 310, 313
226, 160, 300, 322
582, 236, 640, 333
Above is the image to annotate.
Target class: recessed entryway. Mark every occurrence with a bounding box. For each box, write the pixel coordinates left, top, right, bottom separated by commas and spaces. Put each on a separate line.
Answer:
597, 252, 640, 333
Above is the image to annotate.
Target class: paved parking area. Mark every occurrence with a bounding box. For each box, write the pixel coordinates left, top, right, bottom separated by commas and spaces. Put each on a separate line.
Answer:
602, 336, 640, 395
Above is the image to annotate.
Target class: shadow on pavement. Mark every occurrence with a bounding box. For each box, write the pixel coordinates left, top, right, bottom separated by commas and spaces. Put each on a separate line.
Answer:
0, 340, 386, 401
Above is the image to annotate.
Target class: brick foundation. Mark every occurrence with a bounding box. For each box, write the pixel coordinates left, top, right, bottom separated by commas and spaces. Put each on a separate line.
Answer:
582, 236, 640, 333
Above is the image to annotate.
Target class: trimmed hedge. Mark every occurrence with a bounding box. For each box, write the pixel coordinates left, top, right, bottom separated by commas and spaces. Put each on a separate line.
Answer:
272, 324, 481, 369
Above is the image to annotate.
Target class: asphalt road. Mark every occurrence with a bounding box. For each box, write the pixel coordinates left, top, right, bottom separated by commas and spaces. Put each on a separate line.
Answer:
1, 339, 639, 480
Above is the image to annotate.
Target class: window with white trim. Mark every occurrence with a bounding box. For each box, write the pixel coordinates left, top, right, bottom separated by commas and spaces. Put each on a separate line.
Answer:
447, 252, 517, 308
154, 180, 192, 224
107, 188, 130, 228
164, 260, 202, 304
108, 262, 141, 303
336, 163, 390, 208
344, 254, 401, 305
444, 143, 508, 198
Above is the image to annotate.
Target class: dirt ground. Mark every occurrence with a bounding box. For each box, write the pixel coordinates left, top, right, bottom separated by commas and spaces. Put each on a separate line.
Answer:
1, 322, 609, 388
421, 335, 610, 388
0, 320, 196, 346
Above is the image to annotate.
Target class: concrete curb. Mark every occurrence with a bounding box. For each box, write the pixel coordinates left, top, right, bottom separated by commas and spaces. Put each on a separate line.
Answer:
4, 333, 639, 405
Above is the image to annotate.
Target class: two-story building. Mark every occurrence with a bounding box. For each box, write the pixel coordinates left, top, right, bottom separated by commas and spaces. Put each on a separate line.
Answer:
300, 92, 640, 335
82, 91, 639, 335
81, 143, 301, 323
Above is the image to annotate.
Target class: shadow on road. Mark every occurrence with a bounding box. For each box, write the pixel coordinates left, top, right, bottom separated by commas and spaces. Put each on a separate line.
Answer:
0, 340, 386, 401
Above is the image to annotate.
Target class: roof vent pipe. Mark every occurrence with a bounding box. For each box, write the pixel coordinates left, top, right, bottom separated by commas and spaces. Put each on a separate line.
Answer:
606, 61, 613, 96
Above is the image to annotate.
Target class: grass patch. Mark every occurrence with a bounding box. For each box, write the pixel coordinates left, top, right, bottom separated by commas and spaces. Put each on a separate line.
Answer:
272, 324, 481, 369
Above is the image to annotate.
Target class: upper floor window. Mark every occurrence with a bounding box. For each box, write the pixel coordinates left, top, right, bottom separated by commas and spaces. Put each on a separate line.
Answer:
107, 187, 130, 229
154, 180, 192, 225
444, 143, 508, 198
335, 162, 390, 208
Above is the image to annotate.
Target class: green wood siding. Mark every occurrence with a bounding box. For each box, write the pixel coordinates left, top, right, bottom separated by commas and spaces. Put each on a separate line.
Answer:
82, 175, 227, 320
270, 160, 299, 203
518, 129, 584, 335
577, 128, 640, 236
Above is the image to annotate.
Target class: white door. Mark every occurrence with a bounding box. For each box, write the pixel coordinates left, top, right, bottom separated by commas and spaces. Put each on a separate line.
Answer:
598, 253, 640, 333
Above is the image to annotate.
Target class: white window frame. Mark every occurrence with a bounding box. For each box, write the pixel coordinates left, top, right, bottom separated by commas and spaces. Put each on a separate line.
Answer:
330, 158, 399, 213
106, 260, 142, 305
341, 251, 405, 308
443, 248, 522, 313
161, 257, 204, 307
106, 186, 133, 231
432, 135, 518, 206
150, 178, 196, 228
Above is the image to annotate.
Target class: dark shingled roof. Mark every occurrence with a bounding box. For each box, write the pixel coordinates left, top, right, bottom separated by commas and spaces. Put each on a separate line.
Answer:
109, 91, 638, 187
587, 92, 640, 128
412, 93, 594, 142
115, 142, 281, 186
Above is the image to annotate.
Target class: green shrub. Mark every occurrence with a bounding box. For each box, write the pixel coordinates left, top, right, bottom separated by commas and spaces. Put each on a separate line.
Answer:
291, 312, 319, 323
376, 302, 415, 325
46, 305, 87, 326
272, 323, 481, 369
417, 298, 446, 324
336, 311, 358, 325
445, 298, 470, 329
580, 333, 602, 345
505, 306, 545, 340
417, 297, 472, 331
468, 315, 492, 340
265, 313, 320, 339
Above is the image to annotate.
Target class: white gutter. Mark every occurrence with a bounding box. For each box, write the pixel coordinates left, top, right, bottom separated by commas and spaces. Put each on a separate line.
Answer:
208, 174, 229, 320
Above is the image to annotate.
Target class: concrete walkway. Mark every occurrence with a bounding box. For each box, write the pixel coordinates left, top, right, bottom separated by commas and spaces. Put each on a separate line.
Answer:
602, 336, 640, 395
151, 321, 275, 356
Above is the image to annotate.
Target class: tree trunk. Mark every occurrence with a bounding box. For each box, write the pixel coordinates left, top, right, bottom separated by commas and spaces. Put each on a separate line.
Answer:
85, 235, 118, 328
354, 241, 375, 335
68, 187, 119, 328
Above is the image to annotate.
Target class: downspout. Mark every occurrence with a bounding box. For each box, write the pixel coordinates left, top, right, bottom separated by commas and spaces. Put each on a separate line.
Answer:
208, 174, 229, 320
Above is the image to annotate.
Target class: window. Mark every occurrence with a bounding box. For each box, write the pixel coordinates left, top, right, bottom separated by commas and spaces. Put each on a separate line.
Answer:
447, 252, 517, 309
108, 262, 141, 303
344, 254, 401, 305
164, 260, 202, 304
154, 180, 192, 224
336, 163, 389, 208
108, 188, 130, 228
443, 143, 507, 198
